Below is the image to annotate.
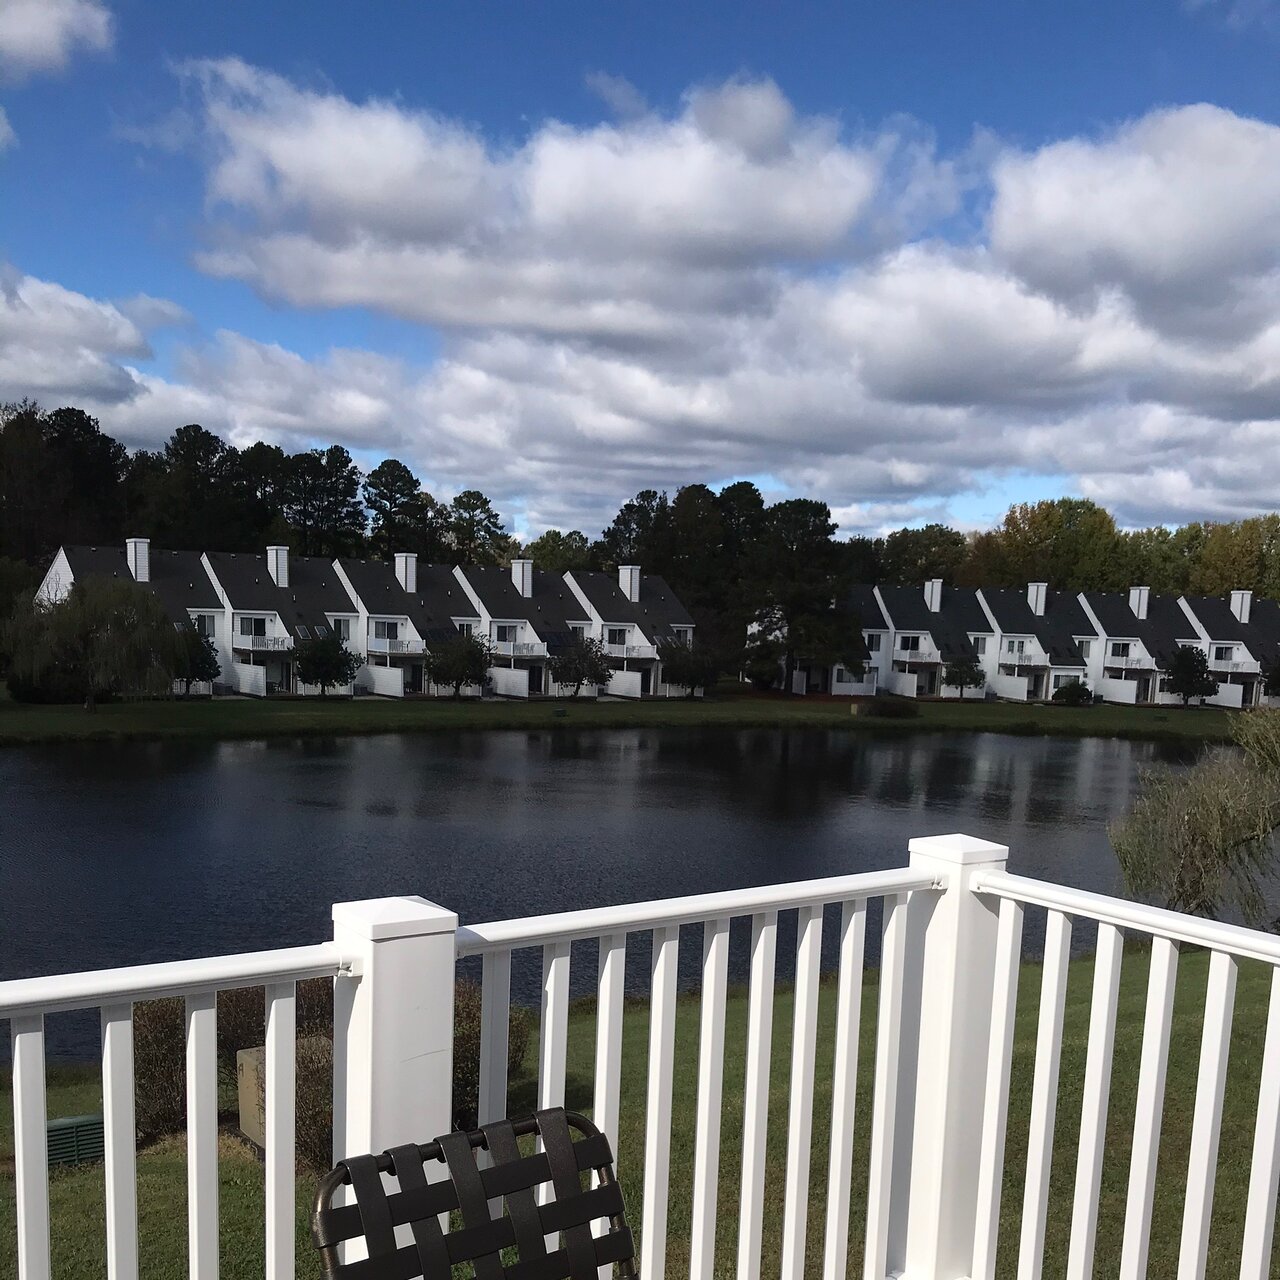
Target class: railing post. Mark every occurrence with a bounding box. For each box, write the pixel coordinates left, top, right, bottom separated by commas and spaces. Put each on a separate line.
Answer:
898, 833, 1009, 1280
331, 896, 459, 1161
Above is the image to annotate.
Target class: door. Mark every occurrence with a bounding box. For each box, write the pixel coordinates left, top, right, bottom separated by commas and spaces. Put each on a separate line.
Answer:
529, 665, 543, 694
640, 666, 651, 695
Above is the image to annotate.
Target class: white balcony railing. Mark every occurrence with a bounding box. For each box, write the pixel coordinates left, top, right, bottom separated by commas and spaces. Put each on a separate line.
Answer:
605, 642, 657, 659
1105, 653, 1153, 670
235, 634, 291, 651
366, 636, 425, 655
6, 833, 1280, 1280
1211, 656, 1259, 674
492, 640, 548, 657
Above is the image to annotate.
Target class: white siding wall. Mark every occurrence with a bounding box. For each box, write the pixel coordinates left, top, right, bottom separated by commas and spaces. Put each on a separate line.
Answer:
606, 669, 644, 699
232, 663, 266, 697
368, 665, 406, 697
488, 665, 530, 698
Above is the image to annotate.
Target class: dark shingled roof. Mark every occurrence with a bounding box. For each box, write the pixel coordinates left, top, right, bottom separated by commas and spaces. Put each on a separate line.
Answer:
1084, 591, 1200, 668
337, 559, 475, 645
982, 587, 1094, 667
635, 574, 695, 640
848, 584, 889, 631
569, 571, 645, 625
457, 565, 534, 621
875, 584, 983, 661
204, 552, 356, 637
1183, 595, 1280, 668
528, 570, 581, 653
61, 545, 220, 625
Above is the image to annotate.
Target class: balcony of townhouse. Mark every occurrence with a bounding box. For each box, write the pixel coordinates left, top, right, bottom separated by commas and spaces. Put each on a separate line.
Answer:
1104, 652, 1156, 672
893, 636, 942, 667
998, 642, 1049, 672
367, 636, 427, 656
1209, 649, 1261, 675
492, 639, 549, 657
10, 831, 1280, 1280
233, 633, 293, 653
605, 641, 658, 659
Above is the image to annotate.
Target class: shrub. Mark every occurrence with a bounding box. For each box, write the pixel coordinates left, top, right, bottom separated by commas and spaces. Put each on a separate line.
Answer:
744, 656, 779, 691
295, 1035, 334, 1173
451, 979, 534, 1131
865, 695, 920, 719
1052, 680, 1093, 706
133, 996, 187, 1139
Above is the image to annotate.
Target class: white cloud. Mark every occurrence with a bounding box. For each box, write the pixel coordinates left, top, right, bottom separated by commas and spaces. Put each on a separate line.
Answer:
0, 104, 12, 150
16, 71, 1280, 537
0, 0, 111, 79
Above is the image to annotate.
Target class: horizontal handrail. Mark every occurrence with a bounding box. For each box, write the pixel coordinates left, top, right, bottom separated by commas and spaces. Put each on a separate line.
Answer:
0, 942, 350, 1019
456, 867, 939, 956
974, 870, 1280, 967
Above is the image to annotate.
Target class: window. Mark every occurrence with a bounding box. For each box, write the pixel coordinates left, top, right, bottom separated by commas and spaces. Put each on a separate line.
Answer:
297, 625, 311, 640
239, 616, 266, 638
866, 633, 881, 652
1214, 645, 1234, 662
194, 613, 215, 637
1006, 638, 1025, 655
496, 624, 518, 644
972, 636, 986, 655
374, 620, 399, 641
333, 618, 350, 641
1053, 674, 1075, 690
1079, 640, 1091, 659
607, 627, 627, 646
898, 635, 920, 652
315, 624, 329, 638
1111, 642, 1130, 659
456, 620, 474, 636
834, 666, 848, 683
570, 623, 587, 639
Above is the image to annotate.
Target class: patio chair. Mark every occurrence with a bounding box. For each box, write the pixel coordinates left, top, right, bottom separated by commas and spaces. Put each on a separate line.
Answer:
311, 1107, 637, 1279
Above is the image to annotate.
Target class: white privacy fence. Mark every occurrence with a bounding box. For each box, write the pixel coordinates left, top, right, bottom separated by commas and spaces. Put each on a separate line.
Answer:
5, 836, 1280, 1280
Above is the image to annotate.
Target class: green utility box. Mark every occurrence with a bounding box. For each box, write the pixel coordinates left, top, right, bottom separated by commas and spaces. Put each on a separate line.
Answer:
47, 1115, 105, 1168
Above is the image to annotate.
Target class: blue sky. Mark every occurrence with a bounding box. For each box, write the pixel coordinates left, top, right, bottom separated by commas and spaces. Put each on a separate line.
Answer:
3, 0, 1280, 538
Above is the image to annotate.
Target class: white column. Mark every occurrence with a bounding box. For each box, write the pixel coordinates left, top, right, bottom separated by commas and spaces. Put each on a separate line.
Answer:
900, 833, 1010, 1280
331, 896, 459, 1161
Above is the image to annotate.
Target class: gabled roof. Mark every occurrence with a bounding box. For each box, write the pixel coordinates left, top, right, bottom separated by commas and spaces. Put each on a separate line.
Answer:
848, 584, 889, 630
458, 565, 533, 621
338, 559, 475, 645
1083, 591, 1199, 668
982, 587, 1094, 667
204, 552, 356, 637
635, 574, 695, 639
875, 585, 982, 661
528, 570, 579, 652
1183, 595, 1280, 667
569, 571, 645, 625
61, 545, 220, 625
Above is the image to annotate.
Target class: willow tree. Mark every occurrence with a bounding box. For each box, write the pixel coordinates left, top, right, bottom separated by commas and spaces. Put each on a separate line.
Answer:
4, 578, 179, 710
1111, 709, 1280, 925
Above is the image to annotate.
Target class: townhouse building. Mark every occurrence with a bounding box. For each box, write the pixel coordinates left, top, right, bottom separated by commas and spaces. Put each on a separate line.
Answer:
35, 538, 697, 700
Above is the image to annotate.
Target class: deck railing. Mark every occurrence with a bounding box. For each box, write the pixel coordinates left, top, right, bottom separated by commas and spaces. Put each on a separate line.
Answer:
5, 835, 1280, 1280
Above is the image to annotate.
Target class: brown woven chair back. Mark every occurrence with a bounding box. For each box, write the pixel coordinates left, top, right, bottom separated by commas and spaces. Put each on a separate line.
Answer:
311, 1107, 638, 1279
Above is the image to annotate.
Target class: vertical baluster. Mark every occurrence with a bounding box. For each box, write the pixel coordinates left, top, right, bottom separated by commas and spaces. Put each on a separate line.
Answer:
594, 933, 628, 1280
539, 941, 571, 1111
689, 918, 730, 1280
11, 1013, 50, 1280
1017, 909, 1072, 1280
1065, 922, 1123, 1280
264, 982, 296, 1280
479, 949, 512, 1125
821, 899, 867, 1280
735, 910, 778, 1280
640, 925, 680, 1280
780, 904, 824, 1280
1177, 950, 1237, 1280
1240, 966, 1280, 1280
972, 897, 1026, 1280
864, 893, 909, 1280
101, 1004, 139, 1280
1119, 936, 1179, 1280
186, 992, 219, 1280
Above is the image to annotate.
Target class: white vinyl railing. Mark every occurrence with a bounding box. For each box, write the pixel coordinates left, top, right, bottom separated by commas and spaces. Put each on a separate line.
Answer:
366, 636, 425, 654
8, 837, 1280, 1280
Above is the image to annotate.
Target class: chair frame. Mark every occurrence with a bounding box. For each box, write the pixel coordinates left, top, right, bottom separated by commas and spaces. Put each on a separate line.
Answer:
311, 1107, 638, 1279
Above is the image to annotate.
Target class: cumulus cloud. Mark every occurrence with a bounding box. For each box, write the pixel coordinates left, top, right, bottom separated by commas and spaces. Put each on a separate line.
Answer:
0, 104, 12, 150
0, 0, 111, 80
21, 68, 1280, 535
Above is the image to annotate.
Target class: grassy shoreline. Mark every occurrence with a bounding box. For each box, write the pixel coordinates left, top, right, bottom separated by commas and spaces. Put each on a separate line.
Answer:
2, 950, 1272, 1279
0, 687, 1234, 748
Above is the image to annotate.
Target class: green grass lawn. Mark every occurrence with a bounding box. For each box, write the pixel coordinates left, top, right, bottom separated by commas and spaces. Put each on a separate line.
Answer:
3, 948, 1276, 1279
0, 686, 1234, 748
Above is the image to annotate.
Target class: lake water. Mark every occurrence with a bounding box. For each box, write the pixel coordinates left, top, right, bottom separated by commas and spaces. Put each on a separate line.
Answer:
0, 728, 1198, 1056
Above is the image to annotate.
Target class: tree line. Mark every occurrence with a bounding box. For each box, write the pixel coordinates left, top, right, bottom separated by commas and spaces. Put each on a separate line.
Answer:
5, 401, 1280, 671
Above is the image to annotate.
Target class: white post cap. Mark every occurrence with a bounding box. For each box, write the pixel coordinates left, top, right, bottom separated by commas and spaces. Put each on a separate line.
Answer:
331, 895, 458, 941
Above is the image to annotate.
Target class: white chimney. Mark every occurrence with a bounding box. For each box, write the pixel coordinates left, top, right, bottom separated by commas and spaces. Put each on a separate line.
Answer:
395, 552, 417, 594
125, 537, 150, 583
1027, 582, 1047, 617
511, 558, 533, 598
1129, 585, 1150, 621
924, 578, 943, 613
619, 564, 641, 603
1230, 589, 1253, 624
267, 545, 289, 588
